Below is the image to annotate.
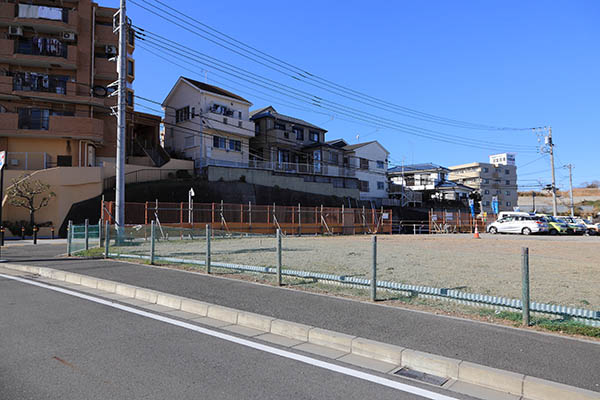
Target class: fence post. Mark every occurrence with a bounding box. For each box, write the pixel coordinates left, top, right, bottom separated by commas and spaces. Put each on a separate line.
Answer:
150, 220, 156, 265
67, 220, 73, 256
248, 201, 252, 232
297, 203, 301, 236
98, 219, 102, 247
206, 224, 211, 274
104, 221, 110, 259
276, 228, 282, 286
522, 247, 530, 326
84, 219, 89, 251
371, 235, 377, 301
33, 226, 37, 245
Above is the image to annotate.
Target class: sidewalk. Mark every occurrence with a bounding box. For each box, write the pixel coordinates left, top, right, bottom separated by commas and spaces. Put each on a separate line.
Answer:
4, 244, 600, 393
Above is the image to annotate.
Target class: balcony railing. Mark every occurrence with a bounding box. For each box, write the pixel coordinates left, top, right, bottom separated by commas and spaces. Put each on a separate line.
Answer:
195, 158, 359, 178
15, 38, 68, 58
12, 73, 68, 94
16, 4, 69, 23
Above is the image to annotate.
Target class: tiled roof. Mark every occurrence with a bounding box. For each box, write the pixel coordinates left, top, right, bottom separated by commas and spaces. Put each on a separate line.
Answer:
250, 106, 326, 131
388, 163, 448, 173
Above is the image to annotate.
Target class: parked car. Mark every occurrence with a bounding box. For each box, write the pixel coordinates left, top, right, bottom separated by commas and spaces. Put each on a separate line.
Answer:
572, 217, 599, 235
556, 216, 586, 235
487, 215, 548, 235
535, 215, 569, 235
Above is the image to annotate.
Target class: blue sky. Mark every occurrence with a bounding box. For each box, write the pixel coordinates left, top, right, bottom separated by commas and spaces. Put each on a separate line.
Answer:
106, 0, 599, 188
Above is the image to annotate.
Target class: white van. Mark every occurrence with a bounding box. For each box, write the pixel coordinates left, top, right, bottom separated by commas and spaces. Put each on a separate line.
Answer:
496, 211, 531, 220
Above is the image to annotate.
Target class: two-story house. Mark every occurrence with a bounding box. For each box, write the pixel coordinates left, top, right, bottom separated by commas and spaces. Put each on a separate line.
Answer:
249, 106, 329, 173
162, 77, 255, 168
328, 140, 389, 201
388, 163, 473, 203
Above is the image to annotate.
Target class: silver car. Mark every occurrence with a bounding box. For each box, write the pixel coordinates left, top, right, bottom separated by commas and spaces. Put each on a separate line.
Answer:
487, 215, 548, 235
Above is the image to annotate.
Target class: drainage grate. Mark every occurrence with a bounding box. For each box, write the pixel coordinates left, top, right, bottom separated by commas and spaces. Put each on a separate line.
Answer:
393, 367, 448, 386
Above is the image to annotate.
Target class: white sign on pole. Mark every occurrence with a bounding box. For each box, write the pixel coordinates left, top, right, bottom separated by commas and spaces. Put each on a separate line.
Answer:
0, 151, 5, 170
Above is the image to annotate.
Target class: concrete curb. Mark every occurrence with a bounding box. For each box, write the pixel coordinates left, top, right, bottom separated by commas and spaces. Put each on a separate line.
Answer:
4, 263, 599, 400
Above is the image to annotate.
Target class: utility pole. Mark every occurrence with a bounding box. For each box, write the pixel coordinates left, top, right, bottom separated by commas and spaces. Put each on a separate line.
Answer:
115, 0, 127, 241
565, 164, 574, 217
547, 127, 558, 217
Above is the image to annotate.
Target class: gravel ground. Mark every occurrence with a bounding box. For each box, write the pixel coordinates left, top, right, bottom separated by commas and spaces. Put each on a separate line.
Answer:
109, 233, 600, 309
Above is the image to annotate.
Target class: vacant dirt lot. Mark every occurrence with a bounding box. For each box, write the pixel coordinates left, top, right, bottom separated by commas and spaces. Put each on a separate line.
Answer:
113, 233, 600, 309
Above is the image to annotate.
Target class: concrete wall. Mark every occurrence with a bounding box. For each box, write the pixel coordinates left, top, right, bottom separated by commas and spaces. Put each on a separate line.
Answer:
1, 158, 194, 236
207, 166, 359, 199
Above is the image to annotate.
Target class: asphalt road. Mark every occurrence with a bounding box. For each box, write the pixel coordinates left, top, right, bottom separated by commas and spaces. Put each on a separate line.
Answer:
2, 242, 600, 393
0, 273, 470, 400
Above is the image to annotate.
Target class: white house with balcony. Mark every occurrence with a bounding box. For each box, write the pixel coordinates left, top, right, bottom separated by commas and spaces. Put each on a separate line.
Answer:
328, 140, 389, 200
162, 77, 255, 168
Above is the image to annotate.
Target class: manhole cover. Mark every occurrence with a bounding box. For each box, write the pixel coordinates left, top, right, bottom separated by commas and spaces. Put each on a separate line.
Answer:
393, 367, 448, 386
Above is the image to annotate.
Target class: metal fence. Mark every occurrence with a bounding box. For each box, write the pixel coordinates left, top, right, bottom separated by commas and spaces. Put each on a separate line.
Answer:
101, 200, 393, 235
78, 223, 600, 327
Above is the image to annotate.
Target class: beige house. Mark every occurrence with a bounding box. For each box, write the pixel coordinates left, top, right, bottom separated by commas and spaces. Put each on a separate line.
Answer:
449, 153, 518, 213
162, 77, 255, 169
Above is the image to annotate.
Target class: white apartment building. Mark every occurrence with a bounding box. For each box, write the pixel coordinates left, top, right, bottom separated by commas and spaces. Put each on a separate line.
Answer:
162, 77, 255, 168
448, 153, 518, 214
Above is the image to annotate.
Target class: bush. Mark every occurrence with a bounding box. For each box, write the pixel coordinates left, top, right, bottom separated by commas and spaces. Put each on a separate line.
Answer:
2, 220, 52, 236
239, 175, 246, 183
175, 169, 191, 179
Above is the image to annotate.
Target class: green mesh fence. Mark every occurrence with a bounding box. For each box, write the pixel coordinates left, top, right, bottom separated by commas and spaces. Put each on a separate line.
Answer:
69, 223, 101, 254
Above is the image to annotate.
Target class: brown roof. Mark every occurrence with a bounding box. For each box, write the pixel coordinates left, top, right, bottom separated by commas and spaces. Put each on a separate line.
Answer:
343, 141, 378, 150
182, 77, 251, 104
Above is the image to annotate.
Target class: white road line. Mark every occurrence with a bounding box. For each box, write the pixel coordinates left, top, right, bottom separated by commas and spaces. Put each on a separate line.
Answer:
1, 273, 460, 400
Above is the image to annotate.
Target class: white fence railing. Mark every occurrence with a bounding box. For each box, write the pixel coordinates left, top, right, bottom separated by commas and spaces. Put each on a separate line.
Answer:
197, 157, 358, 178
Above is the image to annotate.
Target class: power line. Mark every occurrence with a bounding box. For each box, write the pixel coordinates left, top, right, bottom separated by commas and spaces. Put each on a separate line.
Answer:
132, 30, 538, 153
132, 0, 538, 132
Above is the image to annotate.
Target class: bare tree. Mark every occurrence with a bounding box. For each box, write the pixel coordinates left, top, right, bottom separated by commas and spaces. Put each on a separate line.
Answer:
7, 174, 55, 227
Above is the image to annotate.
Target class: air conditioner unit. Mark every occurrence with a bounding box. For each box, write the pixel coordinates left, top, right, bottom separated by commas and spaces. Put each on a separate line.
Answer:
105, 45, 117, 55
8, 26, 23, 36
62, 32, 76, 41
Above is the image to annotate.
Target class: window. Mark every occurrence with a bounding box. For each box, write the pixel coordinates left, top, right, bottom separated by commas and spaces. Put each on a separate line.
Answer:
505, 180, 510, 185
483, 178, 490, 184
127, 59, 134, 76
229, 139, 241, 152
377, 181, 385, 190
213, 136, 226, 149
191, 107, 195, 118
283, 131, 289, 139
238, 121, 242, 128
483, 167, 489, 173
126, 91, 133, 107
57, 155, 72, 166
223, 117, 228, 124
274, 121, 286, 130
506, 201, 512, 207
505, 169, 510, 175
359, 180, 370, 192
360, 158, 369, 170
255, 123, 260, 133
309, 130, 320, 142
175, 106, 190, 123
329, 152, 338, 164
293, 126, 304, 140
484, 189, 490, 195
376, 160, 385, 169
238, 111, 242, 119
505, 191, 510, 195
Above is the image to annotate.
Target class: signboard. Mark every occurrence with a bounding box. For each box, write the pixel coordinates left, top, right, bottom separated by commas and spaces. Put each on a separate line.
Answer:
0, 151, 5, 170
491, 196, 499, 214
382, 213, 389, 220
468, 199, 475, 217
